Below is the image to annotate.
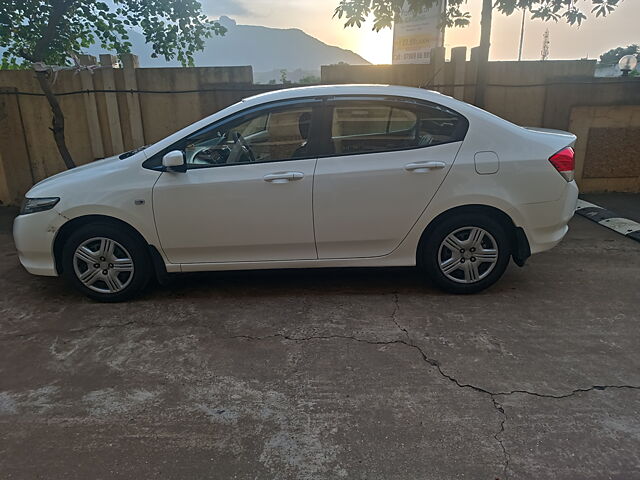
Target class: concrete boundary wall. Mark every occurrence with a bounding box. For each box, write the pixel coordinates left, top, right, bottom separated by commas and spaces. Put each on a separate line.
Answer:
322, 53, 598, 128
0, 52, 639, 205
570, 105, 640, 193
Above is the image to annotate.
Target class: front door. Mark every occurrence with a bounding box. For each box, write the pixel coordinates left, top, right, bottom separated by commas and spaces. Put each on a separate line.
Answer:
152, 100, 320, 264
313, 97, 468, 259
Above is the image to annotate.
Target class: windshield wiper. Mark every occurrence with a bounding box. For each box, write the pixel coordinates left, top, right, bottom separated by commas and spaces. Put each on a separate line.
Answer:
119, 145, 149, 159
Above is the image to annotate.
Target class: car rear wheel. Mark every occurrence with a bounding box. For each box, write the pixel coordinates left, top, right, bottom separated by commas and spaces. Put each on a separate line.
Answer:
421, 214, 511, 294
62, 223, 151, 302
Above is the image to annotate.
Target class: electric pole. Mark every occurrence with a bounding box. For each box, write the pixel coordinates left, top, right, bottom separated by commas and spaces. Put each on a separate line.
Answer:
518, 8, 526, 61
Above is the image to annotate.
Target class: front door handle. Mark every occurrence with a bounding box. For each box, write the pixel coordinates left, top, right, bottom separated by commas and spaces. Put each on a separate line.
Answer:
263, 171, 304, 183
404, 161, 447, 173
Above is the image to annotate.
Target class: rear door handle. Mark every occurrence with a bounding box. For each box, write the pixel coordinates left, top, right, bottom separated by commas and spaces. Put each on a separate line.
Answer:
404, 161, 447, 173
263, 171, 304, 183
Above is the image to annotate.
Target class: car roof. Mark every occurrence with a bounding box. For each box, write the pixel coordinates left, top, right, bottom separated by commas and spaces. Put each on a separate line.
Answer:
241, 84, 444, 106
238, 84, 500, 125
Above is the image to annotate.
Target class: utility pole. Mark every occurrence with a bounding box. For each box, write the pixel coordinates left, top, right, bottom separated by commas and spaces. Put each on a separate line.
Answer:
474, 0, 493, 108
518, 8, 526, 61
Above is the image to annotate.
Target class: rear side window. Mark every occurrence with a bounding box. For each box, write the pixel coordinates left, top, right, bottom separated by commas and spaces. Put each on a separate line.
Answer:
329, 100, 467, 156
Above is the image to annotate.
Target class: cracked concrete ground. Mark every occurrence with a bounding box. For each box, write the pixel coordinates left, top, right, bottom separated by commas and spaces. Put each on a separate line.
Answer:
1, 207, 639, 479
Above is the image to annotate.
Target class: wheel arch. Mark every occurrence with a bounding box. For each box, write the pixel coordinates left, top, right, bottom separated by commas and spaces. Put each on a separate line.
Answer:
416, 204, 530, 267
53, 214, 168, 281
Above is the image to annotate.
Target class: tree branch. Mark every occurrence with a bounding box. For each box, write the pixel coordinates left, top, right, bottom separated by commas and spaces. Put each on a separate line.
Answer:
33, 0, 71, 62
35, 70, 76, 169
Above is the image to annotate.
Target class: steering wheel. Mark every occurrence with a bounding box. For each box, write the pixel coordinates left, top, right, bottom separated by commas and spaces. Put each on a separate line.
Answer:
232, 132, 256, 163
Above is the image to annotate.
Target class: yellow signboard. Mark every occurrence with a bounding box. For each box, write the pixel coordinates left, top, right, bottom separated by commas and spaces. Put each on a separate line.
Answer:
392, 1, 444, 64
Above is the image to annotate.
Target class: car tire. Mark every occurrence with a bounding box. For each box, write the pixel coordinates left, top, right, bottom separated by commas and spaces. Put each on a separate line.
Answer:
421, 214, 511, 294
62, 223, 152, 302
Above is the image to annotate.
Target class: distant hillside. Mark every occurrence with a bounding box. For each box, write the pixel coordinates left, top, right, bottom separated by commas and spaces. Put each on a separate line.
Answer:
89, 16, 369, 74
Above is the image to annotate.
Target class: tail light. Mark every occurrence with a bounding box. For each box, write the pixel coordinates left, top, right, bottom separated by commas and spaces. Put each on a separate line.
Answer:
549, 147, 575, 182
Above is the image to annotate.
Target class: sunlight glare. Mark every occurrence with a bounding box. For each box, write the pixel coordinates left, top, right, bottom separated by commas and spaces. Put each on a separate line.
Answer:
355, 20, 393, 64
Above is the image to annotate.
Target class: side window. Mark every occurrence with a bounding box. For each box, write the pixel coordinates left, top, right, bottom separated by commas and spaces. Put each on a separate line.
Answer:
180, 105, 315, 168
331, 104, 415, 155
416, 104, 466, 147
329, 100, 466, 156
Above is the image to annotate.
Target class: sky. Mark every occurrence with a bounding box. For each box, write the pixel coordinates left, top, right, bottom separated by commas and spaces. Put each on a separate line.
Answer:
201, 0, 639, 64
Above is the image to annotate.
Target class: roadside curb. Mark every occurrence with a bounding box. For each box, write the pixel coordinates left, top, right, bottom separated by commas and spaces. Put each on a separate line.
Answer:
576, 199, 640, 243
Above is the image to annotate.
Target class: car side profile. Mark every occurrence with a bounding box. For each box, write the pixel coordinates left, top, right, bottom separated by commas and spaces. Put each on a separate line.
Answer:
13, 85, 578, 301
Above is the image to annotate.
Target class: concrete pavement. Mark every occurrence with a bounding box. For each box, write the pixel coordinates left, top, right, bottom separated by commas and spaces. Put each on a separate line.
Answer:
1, 209, 639, 479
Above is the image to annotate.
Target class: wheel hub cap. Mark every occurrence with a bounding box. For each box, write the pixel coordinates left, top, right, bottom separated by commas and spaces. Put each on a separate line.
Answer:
438, 227, 498, 284
73, 237, 134, 294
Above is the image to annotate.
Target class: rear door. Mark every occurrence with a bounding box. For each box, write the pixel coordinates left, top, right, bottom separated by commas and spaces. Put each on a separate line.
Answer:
313, 96, 468, 259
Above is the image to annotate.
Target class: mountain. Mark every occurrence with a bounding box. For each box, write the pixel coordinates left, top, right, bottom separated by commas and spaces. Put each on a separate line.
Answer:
89, 16, 369, 76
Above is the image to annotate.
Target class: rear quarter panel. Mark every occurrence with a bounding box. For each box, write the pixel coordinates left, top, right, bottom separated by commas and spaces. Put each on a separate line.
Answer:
389, 105, 577, 262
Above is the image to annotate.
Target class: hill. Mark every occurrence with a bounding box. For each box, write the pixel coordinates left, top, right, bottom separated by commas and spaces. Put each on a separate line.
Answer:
89, 16, 369, 77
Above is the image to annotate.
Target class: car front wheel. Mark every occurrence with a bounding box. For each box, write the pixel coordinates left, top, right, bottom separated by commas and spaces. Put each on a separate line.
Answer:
62, 223, 151, 302
422, 214, 511, 294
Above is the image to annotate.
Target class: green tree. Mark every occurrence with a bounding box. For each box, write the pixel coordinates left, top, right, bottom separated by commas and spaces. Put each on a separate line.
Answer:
0, 0, 225, 169
299, 75, 321, 84
334, 0, 621, 107
600, 44, 639, 65
280, 69, 289, 84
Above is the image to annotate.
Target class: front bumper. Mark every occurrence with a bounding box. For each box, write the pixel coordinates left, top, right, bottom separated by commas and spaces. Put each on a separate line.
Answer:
13, 209, 66, 276
518, 180, 579, 254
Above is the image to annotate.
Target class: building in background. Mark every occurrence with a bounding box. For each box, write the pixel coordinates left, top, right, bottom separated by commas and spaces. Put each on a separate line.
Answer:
392, 1, 445, 64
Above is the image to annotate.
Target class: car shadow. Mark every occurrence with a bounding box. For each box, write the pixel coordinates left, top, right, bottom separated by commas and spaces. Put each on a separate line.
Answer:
151, 267, 431, 299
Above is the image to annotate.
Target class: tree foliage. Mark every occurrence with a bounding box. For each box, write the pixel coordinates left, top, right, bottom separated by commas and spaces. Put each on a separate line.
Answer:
0, 0, 226, 68
334, 0, 622, 32
0, 0, 225, 169
599, 44, 639, 65
335, 0, 622, 108
299, 75, 321, 84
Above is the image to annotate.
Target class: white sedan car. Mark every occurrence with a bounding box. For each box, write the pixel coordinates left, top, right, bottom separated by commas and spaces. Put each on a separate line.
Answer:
14, 85, 578, 301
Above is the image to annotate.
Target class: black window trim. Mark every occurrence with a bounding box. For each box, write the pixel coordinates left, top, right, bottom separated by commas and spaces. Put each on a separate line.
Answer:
142, 97, 325, 171
314, 94, 469, 159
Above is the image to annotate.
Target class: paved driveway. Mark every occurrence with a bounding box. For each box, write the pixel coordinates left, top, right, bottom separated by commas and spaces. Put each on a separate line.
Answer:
1, 208, 639, 479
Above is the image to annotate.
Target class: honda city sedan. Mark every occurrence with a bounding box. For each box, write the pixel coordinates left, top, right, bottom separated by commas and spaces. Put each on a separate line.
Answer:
13, 84, 578, 301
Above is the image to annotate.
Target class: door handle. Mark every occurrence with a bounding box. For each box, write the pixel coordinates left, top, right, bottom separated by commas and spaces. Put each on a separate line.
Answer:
263, 171, 304, 183
404, 161, 447, 173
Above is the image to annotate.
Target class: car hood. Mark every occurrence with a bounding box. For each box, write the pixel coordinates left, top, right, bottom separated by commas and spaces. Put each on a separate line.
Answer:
27, 153, 134, 198
30, 154, 122, 191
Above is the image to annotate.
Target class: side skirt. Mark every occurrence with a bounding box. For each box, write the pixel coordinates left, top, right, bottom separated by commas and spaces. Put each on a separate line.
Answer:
176, 255, 415, 273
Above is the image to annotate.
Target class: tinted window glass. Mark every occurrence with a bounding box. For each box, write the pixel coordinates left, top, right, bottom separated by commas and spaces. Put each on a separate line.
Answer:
183, 106, 314, 168
330, 101, 466, 156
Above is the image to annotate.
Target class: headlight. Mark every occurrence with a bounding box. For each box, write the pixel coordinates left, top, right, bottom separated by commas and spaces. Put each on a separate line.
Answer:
20, 197, 60, 215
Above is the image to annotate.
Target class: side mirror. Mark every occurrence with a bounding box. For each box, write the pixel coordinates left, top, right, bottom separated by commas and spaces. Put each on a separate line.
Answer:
162, 150, 186, 172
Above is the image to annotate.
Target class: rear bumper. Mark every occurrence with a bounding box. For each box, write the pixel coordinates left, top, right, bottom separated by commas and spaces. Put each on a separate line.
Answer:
518, 181, 579, 254
12, 209, 64, 276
